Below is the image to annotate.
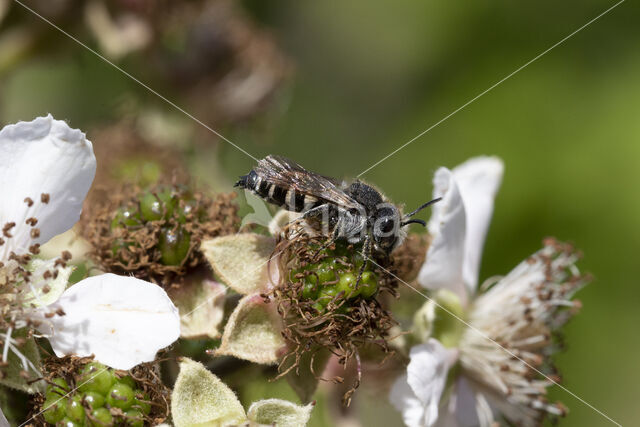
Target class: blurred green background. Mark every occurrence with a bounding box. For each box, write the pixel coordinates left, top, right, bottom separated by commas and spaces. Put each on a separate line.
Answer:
1, 0, 637, 425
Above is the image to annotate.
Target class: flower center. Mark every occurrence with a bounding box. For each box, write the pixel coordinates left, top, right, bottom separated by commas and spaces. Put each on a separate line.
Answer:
431, 289, 466, 348
413, 289, 466, 349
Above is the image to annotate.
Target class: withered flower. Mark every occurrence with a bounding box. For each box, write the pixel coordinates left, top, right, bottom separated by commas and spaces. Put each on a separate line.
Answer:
83, 182, 240, 288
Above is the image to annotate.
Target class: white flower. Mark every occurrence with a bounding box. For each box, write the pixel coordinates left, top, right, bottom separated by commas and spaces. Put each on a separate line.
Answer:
390, 157, 587, 427
0, 115, 180, 373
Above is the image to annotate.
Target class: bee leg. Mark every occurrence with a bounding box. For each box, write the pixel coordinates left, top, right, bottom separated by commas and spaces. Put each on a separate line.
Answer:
311, 224, 341, 261
355, 233, 372, 290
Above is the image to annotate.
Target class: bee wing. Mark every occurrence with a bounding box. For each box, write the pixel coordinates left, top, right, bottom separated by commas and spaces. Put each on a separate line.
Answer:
255, 155, 360, 209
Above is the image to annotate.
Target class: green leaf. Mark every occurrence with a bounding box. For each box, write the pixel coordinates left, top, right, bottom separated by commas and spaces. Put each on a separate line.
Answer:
171, 358, 247, 427
215, 295, 286, 365
0, 333, 45, 394
247, 399, 314, 427
172, 279, 226, 339
201, 234, 276, 295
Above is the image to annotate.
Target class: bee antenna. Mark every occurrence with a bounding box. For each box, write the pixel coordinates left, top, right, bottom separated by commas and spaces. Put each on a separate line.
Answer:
404, 197, 442, 218
401, 219, 427, 227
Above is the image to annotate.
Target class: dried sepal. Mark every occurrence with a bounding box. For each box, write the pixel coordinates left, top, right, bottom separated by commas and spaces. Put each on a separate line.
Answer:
215, 295, 286, 365
171, 279, 226, 339
171, 358, 246, 427
202, 233, 275, 295
246, 399, 314, 427
285, 348, 331, 404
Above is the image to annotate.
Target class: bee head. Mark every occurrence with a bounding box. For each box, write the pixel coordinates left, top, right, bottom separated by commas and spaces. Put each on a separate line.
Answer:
372, 204, 403, 253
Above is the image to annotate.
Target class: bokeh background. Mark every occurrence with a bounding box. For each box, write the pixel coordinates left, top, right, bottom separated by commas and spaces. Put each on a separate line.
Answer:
1, 1, 637, 425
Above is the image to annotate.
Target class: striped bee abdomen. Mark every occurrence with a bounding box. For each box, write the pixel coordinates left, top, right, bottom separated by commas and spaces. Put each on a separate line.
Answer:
235, 170, 323, 212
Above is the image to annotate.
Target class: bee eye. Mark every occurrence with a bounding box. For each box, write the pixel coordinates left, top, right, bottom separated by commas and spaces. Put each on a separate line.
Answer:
380, 218, 394, 233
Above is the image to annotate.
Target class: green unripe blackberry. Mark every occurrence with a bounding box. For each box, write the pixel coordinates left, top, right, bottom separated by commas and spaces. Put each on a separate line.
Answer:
177, 199, 206, 224
336, 273, 358, 298
78, 362, 116, 395
294, 242, 380, 307
139, 189, 177, 221
316, 264, 336, 283
82, 391, 105, 409
125, 409, 144, 427
110, 207, 141, 229
318, 285, 339, 306
106, 383, 135, 410
46, 377, 69, 399
66, 394, 85, 423
158, 227, 191, 266
359, 271, 378, 298
119, 375, 136, 390
132, 392, 151, 415
57, 418, 82, 427
89, 408, 112, 426
302, 280, 319, 300
42, 395, 66, 424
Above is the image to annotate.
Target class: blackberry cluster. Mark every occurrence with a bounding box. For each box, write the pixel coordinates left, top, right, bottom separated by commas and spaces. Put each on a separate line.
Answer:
41, 362, 150, 426
291, 246, 380, 312
83, 183, 239, 286
110, 186, 203, 267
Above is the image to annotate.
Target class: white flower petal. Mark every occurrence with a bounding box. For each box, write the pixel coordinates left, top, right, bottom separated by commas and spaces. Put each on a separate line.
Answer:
390, 374, 430, 427
390, 339, 456, 427
452, 157, 503, 294
0, 115, 96, 260
0, 407, 9, 427
407, 340, 455, 425
418, 168, 467, 302
268, 209, 301, 236
434, 378, 479, 427
43, 274, 180, 370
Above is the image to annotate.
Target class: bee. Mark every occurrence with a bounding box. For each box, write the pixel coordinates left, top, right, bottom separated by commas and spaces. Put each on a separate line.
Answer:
235, 155, 440, 279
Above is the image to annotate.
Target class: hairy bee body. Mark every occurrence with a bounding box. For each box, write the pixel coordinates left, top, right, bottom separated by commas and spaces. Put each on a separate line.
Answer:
235, 156, 439, 258
236, 170, 324, 213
